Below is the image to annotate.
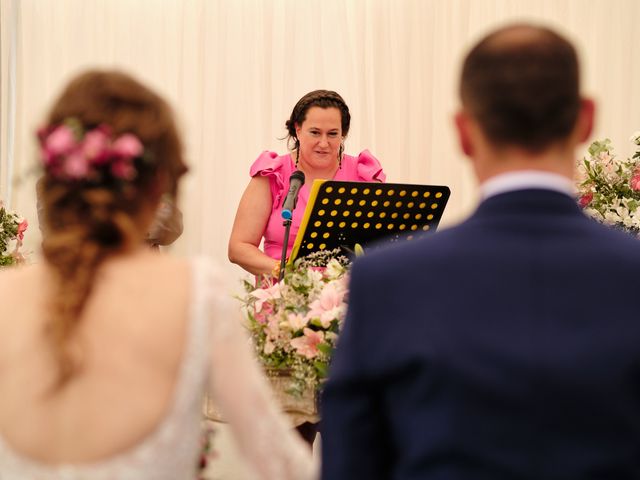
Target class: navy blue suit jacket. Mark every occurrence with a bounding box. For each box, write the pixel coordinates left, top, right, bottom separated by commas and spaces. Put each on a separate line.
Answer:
321, 189, 640, 480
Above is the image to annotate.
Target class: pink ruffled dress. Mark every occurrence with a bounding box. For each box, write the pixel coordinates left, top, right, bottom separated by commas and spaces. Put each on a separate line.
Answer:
250, 150, 386, 259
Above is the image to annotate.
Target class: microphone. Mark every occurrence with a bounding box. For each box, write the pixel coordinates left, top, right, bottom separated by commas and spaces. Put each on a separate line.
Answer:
281, 170, 305, 220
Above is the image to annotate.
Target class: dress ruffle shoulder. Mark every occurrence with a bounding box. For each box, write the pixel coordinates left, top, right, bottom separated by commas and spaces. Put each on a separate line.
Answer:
350, 149, 386, 182
250, 149, 386, 208
249, 151, 292, 207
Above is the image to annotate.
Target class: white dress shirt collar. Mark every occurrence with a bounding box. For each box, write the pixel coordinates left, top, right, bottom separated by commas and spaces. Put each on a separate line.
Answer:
479, 170, 576, 201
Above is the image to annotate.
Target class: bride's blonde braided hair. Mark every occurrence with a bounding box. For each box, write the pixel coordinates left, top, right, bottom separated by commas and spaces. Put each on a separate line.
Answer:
39, 70, 187, 389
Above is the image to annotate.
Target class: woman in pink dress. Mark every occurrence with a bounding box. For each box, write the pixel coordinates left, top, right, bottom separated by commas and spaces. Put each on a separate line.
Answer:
229, 90, 386, 277
228, 90, 386, 445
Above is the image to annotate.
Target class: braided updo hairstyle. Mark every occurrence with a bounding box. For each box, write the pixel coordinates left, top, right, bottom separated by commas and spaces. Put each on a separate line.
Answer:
39, 70, 187, 389
284, 90, 351, 163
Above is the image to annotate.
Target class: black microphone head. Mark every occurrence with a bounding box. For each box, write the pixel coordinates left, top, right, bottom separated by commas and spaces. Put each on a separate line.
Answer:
290, 170, 305, 185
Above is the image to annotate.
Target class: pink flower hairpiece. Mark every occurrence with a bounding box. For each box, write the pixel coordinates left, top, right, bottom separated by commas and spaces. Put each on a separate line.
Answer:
37, 117, 146, 182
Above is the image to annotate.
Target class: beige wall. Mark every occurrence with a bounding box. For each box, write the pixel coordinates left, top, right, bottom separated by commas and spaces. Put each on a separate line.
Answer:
2, 0, 639, 280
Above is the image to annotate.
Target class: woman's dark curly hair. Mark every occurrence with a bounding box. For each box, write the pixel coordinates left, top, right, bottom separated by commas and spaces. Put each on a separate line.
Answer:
284, 89, 351, 154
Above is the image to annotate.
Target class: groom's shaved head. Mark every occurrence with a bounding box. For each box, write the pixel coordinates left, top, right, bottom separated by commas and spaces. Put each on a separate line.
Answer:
460, 24, 581, 152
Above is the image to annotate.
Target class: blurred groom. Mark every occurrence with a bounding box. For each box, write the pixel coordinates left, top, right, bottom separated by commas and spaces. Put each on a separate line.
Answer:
321, 23, 640, 479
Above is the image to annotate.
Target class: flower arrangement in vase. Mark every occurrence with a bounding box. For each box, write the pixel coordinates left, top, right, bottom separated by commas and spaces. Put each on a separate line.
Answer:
240, 249, 350, 397
0, 201, 28, 267
577, 132, 640, 235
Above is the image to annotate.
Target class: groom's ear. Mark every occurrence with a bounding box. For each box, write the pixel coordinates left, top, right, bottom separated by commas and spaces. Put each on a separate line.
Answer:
454, 110, 474, 157
575, 98, 595, 144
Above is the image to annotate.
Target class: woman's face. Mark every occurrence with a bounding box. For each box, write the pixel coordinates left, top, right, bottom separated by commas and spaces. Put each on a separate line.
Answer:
295, 106, 343, 172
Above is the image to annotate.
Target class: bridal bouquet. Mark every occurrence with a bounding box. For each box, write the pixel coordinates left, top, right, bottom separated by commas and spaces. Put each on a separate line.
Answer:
0, 201, 28, 267
240, 249, 350, 397
577, 132, 640, 235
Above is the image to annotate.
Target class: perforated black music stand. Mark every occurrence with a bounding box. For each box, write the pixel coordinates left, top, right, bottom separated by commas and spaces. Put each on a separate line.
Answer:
289, 180, 450, 263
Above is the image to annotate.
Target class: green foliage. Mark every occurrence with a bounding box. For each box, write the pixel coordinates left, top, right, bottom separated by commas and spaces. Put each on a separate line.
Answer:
313, 361, 329, 379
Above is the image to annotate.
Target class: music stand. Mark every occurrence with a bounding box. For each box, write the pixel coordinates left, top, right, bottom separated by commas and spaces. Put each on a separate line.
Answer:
289, 180, 450, 263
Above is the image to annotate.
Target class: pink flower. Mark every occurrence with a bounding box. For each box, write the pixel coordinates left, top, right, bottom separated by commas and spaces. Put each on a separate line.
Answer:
63, 151, 90, 179
290, 328, 324, 359
265, 314, 281, 340
578, 192, 593, 208
287, 312, 308, 331
598, 151, 612, 162
45, 125, 76, 157
251, 283, 281, 313
254, 302, 273, 325
263, 338, 276, 355
43, 125, 76, 166
112, 133, 143, 159
111, 157, 137, 180
17, 220, 28, 241
38, 123, 144, 182
631, 175, 640, 191
82, 129, 111, 164
306, 281, 347, 328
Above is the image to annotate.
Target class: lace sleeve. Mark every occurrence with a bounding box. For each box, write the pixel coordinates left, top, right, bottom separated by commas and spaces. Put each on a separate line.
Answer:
203, 264, 318, 480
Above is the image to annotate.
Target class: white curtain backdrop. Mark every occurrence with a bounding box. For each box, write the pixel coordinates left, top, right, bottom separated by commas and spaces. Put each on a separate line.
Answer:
2, 0, 640, 280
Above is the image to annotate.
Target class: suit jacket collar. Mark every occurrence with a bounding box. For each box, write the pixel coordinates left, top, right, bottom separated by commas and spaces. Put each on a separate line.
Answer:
473, 188, 583, 219
480, 170, 575, 200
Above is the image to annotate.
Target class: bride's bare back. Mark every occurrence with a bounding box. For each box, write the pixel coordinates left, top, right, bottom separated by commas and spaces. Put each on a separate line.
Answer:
0, 69, 315, 480
0, 251, 190, 463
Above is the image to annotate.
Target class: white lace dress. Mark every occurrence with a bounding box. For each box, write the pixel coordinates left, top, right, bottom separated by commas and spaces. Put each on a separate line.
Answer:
0, 257, 316, 480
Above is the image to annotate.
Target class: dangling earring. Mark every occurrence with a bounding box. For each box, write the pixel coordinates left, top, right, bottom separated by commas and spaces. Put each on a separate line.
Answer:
295, 142, 300, 168
338, 142, 344, 169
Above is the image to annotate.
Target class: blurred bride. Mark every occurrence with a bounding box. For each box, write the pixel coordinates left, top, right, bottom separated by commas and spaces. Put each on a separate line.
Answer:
0, 70, 315, 480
